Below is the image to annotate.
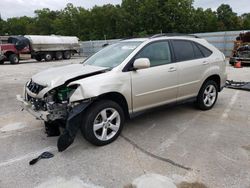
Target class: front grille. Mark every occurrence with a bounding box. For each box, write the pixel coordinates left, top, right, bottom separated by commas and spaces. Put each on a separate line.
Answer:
27, 80, 45, 94
27, 94, 47, 111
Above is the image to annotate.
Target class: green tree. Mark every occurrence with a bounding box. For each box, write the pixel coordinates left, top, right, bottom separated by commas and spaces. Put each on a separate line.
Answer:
4, 16, 34, 35
0, 14, 6, 35
1, 1, 250, 39
191, 8, 218, 33
34, 8, 59, 34
241, 13, 250, 29
217, 4, 240, 30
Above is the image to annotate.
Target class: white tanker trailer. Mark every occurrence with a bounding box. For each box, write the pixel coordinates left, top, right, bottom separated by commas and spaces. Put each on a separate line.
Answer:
25, 35, 80, 61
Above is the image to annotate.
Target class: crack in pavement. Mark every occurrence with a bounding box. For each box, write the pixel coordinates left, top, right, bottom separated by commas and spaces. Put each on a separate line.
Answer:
121, 134, 192, 171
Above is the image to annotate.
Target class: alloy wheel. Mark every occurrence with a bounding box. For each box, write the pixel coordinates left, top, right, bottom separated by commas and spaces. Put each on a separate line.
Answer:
203, 85, 216, 107
93, 108, 121, 141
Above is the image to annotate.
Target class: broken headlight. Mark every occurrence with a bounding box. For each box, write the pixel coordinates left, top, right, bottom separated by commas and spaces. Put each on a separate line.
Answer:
56, 85, 78, 102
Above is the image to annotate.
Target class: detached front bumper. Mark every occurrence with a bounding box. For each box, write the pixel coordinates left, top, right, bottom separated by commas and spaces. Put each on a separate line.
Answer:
16, 94, 49, 121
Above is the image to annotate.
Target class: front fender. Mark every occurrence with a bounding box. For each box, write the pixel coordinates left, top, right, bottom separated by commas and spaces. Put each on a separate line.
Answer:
68, 71, 132, 110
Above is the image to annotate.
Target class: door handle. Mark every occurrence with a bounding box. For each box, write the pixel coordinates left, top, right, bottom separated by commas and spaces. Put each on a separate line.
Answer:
202, 61, 209, 65
168, 67, 177, 72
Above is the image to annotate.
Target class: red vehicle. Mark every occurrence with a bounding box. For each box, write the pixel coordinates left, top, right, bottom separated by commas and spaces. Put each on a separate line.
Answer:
0, 36, 30, 64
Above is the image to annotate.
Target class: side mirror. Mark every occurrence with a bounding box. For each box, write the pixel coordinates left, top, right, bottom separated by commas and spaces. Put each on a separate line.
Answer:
133, 58, 150, 70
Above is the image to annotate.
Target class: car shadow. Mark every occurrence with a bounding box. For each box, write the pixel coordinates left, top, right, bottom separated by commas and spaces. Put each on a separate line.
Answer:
126, 100, 197, 125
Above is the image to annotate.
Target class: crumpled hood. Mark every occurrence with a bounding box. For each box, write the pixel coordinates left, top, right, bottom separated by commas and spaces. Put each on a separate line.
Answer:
32, 64, 108, 88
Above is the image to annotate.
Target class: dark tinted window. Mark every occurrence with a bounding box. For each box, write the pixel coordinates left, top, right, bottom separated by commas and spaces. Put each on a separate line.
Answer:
172, 40, 195, 61
135, 41, 172, 67
195, 43, 212, 57
192, 42, 204, 59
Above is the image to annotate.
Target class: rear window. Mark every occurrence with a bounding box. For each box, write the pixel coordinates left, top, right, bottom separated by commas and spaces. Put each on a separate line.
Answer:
192, 42, 204, 59
195, 43, 212, 57
172, 40, 195, 61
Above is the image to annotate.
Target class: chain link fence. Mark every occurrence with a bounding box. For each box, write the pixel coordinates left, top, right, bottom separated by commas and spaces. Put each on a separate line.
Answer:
79, 30, 250, 57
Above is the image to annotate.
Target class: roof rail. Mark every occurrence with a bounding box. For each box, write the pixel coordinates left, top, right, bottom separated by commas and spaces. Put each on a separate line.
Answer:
150, 33, 200, 39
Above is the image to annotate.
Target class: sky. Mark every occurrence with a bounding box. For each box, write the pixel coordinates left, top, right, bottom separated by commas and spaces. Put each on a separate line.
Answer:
0, 0, 249, 20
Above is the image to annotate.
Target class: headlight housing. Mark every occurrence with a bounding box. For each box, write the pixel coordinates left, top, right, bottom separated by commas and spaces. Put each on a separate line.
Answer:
57, 85, 78, 102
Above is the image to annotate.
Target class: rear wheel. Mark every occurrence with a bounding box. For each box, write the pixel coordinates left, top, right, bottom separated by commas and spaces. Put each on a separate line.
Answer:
196, 80, 218, 110
55, 51, 63, 60
81, 100, 124, 146
63, 51, 71, 59
9, 54, 19, 64
44, 53, 52, 61
0, 60, 4, 64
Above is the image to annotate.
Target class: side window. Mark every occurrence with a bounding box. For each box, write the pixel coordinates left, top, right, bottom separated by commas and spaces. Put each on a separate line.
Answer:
195, 43, 212, 57
192, 42, 204, 59
172, 40, 195, 62
135, 41, 172, 67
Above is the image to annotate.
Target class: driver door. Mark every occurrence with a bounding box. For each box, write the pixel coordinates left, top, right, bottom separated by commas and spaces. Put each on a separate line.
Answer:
130, 41, 178, 112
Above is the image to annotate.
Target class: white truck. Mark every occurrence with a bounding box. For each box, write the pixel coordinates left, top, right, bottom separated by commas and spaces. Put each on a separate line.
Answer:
0, 35, 80, 64
26, 35, 80, 62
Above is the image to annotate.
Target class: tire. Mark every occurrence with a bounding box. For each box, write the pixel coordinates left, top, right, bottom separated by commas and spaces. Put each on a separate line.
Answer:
63, 51, 71, 59
44, 53, 52, 61
0, 60, 4, 64
81, 100, 125, 146
196, 80, 218, 110
55, 51, 63, 60
9, 54, 19, 64
35, 55, 42, 62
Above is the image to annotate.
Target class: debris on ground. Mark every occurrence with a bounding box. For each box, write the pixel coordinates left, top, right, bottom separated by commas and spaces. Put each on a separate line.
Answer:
225, 80, 250, 91
29, 152, 54, 165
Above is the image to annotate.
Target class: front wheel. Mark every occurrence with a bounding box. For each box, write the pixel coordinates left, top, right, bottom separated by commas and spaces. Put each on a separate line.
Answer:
196, 80, 218, 110
81, 100, 124, 146
9, 54, 19, 64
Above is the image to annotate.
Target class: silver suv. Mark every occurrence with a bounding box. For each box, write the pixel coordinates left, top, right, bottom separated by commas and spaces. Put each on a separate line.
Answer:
17, 34, 227, 151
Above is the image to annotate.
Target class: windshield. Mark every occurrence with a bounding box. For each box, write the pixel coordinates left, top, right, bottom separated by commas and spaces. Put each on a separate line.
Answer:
84, 41, 142, 68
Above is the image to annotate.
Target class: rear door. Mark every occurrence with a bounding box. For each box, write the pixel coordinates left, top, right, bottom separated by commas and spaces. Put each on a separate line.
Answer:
171, 40, 211, 100
130, 41, 178, 112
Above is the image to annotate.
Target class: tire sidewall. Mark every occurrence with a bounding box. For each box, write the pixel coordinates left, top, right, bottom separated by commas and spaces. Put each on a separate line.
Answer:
45, 53, 52, 61
197, 80, 218, 110
63, 51, 71, 59
10, 54, 19, 64
81, 100, 125, 146
55, 52, 63, 60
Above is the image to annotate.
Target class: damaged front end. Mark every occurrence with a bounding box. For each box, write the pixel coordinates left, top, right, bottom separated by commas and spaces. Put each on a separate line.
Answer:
17, 80, 93, 151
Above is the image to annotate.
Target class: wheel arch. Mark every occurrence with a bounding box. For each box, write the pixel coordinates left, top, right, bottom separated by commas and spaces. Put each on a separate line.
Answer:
5, 51, 16, 58
202, 74, 221, 91
96, 92, 130, 119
